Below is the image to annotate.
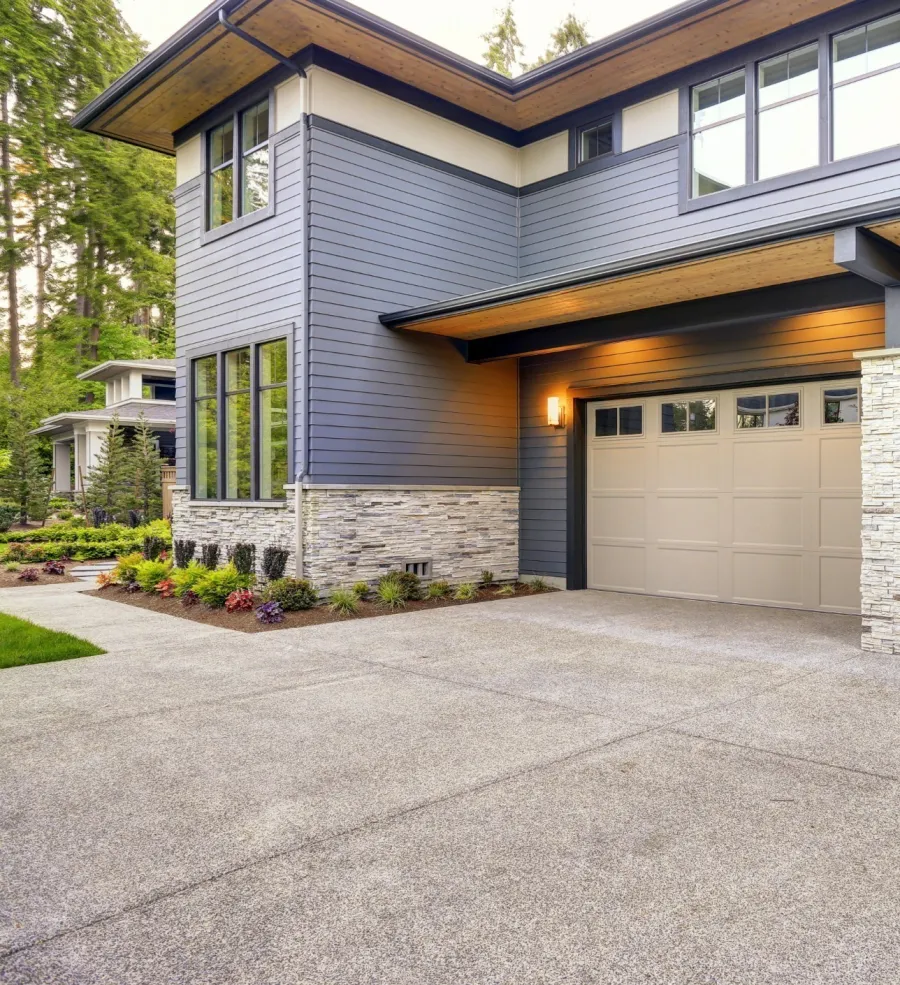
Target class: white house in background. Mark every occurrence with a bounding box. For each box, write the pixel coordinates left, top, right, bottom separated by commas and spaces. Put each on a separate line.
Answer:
33, 359, 176, 495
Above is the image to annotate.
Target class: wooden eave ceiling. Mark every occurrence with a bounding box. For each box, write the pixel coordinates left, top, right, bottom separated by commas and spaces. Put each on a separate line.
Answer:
396, 235, 850, 341
83, 0, 859, 153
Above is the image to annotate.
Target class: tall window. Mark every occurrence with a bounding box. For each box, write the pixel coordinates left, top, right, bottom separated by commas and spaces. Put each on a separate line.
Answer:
259, 339, 288, 500
192, 338, 288, 501
758, 44, 819, 179
691, 71, 746, 197
193, 356, 218, 500
207, 97, 270, 229
833, 13, 900, 160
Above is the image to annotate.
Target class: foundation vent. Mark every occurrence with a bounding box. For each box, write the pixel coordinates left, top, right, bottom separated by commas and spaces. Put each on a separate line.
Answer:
404, 560, 432, 578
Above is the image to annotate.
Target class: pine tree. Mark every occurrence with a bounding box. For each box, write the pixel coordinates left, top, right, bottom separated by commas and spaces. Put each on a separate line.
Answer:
84, 413, 134, 520
525, 14, 591, 70
482, 3, 525, 77
0, 400, 49, 523
129, 412, 162, 521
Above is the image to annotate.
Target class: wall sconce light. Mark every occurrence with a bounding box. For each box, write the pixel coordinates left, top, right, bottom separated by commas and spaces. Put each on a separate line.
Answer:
547, 396, 566, 429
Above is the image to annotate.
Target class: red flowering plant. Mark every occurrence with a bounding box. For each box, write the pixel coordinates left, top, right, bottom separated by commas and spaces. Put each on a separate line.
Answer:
155, 578, 176, 599
225, 588, 255, 613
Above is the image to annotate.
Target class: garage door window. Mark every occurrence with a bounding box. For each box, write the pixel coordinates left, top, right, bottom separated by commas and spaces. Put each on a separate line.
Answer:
595, 405, 643, 437
823, 387, 859, 424
661, 398, 717, 433
736, 391, 800, 428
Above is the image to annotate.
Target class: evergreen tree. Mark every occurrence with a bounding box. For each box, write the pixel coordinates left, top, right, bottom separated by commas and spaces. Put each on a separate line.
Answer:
482, 3, 525, 77
525, 14, 591, 70
84, 413, 134, 520
0, 399, 48, 523
129, 412, 162, 521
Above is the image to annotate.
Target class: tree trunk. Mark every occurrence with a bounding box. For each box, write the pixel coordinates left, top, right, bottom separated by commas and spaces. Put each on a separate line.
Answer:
1, 89, 20, 385
88, 236, 105, 362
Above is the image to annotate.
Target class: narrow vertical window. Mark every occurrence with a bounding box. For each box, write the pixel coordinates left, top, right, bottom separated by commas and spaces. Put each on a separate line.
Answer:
225, 348, 252, 499
258, 339, 288, 499
241, 99, 269, 215
193, 356, 218, 500
833, 13, 900, 160
758, 44, 819, 179
691, 70, 746, 197
208, 118, 234, 229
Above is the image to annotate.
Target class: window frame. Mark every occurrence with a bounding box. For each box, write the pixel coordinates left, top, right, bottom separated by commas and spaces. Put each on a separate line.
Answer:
188, 329, 293, 504
659, 396, 719, 435
689, 68, 750, 197
822, 384, 861, 427
735, 389, 803, 430
576, 118, 615, 166
591, 402, 645, 439
203, 91, 274, 237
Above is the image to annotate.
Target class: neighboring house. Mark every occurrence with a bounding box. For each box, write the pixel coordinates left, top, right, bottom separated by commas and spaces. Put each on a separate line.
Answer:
70, 0, 900, 651
34, 360, 176, 493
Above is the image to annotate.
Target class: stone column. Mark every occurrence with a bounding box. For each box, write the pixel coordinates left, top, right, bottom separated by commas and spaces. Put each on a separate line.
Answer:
857, 348, 900, 652
52, 441, 72, 493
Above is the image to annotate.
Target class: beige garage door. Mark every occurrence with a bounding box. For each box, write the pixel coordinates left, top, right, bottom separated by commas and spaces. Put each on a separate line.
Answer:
586, 379, 861, 613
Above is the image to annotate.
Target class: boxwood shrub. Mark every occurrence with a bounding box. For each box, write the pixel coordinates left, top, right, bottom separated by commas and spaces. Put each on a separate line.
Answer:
263, 577, 318, 611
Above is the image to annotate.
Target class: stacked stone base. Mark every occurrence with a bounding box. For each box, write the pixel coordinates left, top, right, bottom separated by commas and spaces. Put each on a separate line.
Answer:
171, 484, 519, 591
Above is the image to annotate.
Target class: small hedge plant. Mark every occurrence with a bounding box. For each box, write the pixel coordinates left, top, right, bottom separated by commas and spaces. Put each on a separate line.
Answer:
194, 564, 251, 608
0, 503, 18, 533
229, 542, 256, 577
112, 552, 144, 584
174, 539, 196, 567
200, 543, 220, 569
135, 559, 173, 593
261, 545, 289, 582
453, 582, 478, 601
171, 561, 209, 597
263, 577, 318, 611
425, 580, 451, 600
377, 570, 421, 601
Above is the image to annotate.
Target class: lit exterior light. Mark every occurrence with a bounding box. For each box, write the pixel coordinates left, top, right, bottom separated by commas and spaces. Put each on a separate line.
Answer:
547, 396, 566, 428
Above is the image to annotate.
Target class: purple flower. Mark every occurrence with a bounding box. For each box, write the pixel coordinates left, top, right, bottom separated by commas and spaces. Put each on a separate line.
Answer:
255, 600, 284, 624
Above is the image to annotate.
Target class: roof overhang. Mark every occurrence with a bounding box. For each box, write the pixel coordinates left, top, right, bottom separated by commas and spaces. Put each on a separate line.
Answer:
73, 0, 861, 153
77, 360, 176, 382
32, 405, 177, 437
380, 216, 900, 346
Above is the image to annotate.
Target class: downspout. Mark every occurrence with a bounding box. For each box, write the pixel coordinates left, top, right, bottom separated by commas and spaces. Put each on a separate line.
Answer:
218, 6, 309, 576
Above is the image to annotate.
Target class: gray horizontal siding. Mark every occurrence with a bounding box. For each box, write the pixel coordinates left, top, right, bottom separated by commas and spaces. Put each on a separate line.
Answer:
518, 304, 885, 579
174, 124, 305, 485
307, 124, 518, 485
519, 146, 900, 280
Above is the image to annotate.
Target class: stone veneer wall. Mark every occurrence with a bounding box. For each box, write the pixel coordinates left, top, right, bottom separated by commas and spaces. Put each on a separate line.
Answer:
858, 349, 900, 653
170, 485, 519, 590
301, 486, 519, 589
170, 487, 297, 576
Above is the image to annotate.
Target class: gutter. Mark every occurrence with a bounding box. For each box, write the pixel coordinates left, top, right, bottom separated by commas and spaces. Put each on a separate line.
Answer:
380, 198, 900, 329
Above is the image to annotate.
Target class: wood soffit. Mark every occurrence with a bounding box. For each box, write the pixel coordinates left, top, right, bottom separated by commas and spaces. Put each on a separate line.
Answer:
79, 0, 860, 153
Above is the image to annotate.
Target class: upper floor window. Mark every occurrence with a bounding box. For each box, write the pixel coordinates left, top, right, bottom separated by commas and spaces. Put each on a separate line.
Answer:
691, 71, 746, 197
758, 44, 819, 180
578, 120, 613, 163
207, 97, 270, 230
833, 12, 900, 160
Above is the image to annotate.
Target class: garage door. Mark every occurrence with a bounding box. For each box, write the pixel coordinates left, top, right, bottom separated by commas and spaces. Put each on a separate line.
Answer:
586, 379, 861, 613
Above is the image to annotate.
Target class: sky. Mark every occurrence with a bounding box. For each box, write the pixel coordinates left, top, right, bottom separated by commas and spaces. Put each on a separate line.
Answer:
118, 0, 683, 73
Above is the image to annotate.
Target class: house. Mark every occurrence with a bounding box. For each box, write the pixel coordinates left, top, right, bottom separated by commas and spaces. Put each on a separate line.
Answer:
71, 0, 900, 652
34, 359, 176, 494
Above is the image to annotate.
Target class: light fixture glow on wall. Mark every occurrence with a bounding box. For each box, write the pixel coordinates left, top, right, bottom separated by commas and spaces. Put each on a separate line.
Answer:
547, 396, 566, 428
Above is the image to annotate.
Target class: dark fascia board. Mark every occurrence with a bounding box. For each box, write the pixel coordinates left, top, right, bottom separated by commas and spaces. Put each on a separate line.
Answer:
379, 198, 900, 330
468, 276, 883, 362
71, 0, 739, 137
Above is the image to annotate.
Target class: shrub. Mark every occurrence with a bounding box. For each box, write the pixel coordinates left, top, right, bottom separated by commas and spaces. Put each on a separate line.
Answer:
142, 535, 168, 561
426, 580, 451, 600
171, 561, 209, 597
135, 559, 173, 593
124, 580, 142, 593
230, 542, 256, 577
155, 579, 176, 599
378, 570, 421, 601
0, 504, 17, 533
18, 567, 39, 582
352, 580, 369, 599
255, 600, 284, 624
181, 589, 200, 607
112, 551, 144, 584
453, 582, 478, 601
96, 572, 113, 589
42, 560, 66, 576
174, 539, 196, 568
200, 542, 220, 569
375, 578, 406, 610
528, 577, 551, 593
127, 510, 145, 529
225, 588, 255, 613
57, 510, 73, 521
4, 561, 20, 572
329, 588, 359, 616
495, 584, 516, 596
261, 545, 289, 582
49, 497, 70, 510
194, 564, 251, 608
263, 577, 318, 611
91, 507, 113, 528
480, 569, 495, 587
69, 516, 86, 528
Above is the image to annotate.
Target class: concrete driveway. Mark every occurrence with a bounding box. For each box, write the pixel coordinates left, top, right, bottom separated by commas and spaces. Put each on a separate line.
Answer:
1, 585, 898, 984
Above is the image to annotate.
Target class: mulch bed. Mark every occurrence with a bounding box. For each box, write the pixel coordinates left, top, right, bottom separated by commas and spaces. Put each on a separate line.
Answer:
84, 582, 554, 633
0, 569, 79, 588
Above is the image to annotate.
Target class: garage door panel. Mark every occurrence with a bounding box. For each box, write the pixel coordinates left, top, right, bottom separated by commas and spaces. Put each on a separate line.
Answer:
587, 379, 861, 614
656, 496, 719, 545
732, 552, 804, 607
732, 496, 803, 548
657, 442, 719, 491
733, 438, 805, 490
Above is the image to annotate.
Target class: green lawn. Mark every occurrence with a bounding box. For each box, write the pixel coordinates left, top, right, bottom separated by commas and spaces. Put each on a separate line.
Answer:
0, 613, 105, 669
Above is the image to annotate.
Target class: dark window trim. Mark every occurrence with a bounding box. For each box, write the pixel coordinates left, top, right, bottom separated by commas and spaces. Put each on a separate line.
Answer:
569, 116, 617, 169
186, 324, 294, 504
